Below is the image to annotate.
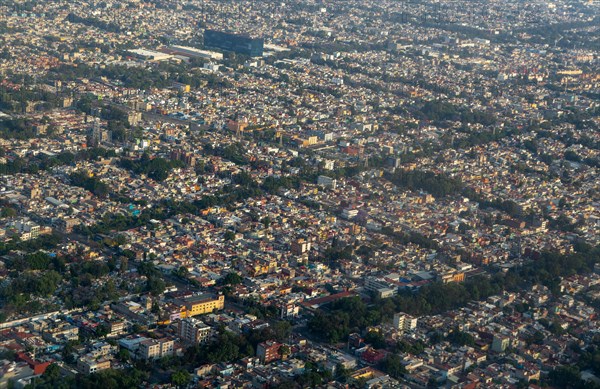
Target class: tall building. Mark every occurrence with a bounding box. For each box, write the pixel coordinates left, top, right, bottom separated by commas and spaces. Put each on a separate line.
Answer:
365, 277, 397, 299
14, 220, 40, 240
491, 335, 510, 353
204, 29, 264, 57
138, 338, 174, 360
393, 313, 418, 331
256, 341, 283, 364
291, 238, 311, 255
178, 317, 212, 345
27, 184, 41, 199
317, 175, 337, 190
88, 122, 111, 145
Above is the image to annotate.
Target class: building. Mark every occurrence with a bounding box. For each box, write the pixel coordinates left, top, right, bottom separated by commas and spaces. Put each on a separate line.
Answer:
42, 323, 79, 343
256, 341, 282, 364
13, 220, 40, 240
358, 347, 387, 365
365, 277, 396, 299
204, 29, 264, 57
291, 238, 311, 255
127, 111, 142, 127
55, 217, 78, 233
88, 124, 111, 145
0, 361, 35, 388
167, 45, 224, 60
77, 356, 111, 374
106, 321, 126, 338
138, 338, 174, 360
393, 313, 418, 331
173, 294, 225, 318
317, 175, 337, 190
279, 303, 300, 319
170, 150, 197, 167
341, 208, 359, 220
128, 49, 172, 61
130, 100, 150, 112
178, 317, 212, 345
27, 184, 42, 199
491, 335, 510, 353
439, 271, 466, 283
293, 136, 319, 147
227, 118, 248, 134
323, 159, 335, 170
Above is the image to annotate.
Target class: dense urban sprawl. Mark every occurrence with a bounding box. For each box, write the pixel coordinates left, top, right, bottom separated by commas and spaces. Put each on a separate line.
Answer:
0, 0, 599, 388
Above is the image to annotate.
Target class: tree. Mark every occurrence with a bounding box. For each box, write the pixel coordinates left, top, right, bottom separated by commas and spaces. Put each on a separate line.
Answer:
119, 257, 128, 274
173, 266, 189, 279
25, 363, 64, 389
1, 207, 16, 218
114, 234, 127, 246
221, 272, 242, 286
564, 150, 581, 162
95, 323, 110, 338
117, 348, 130, 362
261, 216, 272, 228
69, 171, 109, 197
379, 354, 407, 379
146, 276, 166, 296
549, 320, 566, 335
73, 367, 148, 388
43, 363, 61, 381
430, 332, 444, 345
559, 197, 568, 209
61, 341, 79, 364
119, 156, 183, 182
272, 321, 292, 342
364, 331, 387, 349
446, 330, 475, 347
548, 365, 582, 388
334, 362, 350, 383
278, 344, 291, 359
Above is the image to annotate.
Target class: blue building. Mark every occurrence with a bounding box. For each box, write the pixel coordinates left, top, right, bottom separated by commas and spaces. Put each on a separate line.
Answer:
204, 29, 264, 57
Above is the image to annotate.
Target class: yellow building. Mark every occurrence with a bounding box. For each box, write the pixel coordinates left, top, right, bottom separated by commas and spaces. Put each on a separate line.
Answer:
440, 271, 466, 283
175, 294, 225, 318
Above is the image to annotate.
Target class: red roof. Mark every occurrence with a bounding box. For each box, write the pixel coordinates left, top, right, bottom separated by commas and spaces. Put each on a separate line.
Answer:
301, 291, 357, 308
360, 348, 387, 364
17, 353, 51, 375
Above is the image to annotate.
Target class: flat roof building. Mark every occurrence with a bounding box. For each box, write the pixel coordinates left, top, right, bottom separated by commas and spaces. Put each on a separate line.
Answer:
166, 45, 224, 60
204, 29, 264, 57
173, 293, 225, 317
178, 317, 212, 345
128, 49, 172, 62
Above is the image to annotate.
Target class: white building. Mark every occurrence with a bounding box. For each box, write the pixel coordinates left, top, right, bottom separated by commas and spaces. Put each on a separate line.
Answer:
393, 313, 418, 331
178, 318, 212, 345
341, 208, 358, 220
317, 175, 337, 190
